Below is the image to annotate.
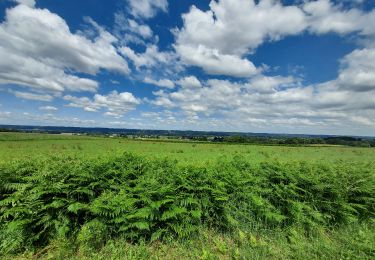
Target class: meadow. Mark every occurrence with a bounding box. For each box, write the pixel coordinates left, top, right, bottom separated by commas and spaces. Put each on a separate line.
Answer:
0, 132, 374, 164
0, 132, 374, 259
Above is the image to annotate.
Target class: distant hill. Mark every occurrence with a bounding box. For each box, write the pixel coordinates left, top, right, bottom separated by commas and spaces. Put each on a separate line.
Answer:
1, 124, 375, 149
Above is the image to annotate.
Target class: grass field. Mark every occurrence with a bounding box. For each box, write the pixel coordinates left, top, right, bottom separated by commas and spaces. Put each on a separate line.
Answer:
1, 132, 374, 165
0, 132, 374, 259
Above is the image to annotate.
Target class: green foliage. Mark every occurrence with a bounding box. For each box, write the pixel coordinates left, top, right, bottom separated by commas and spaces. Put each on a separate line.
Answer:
77, 219, 108, 250
1, 132, 375, 165
0, 153, 374, 257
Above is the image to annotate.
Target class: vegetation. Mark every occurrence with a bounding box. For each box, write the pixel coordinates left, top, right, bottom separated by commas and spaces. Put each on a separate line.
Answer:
0, 133, 374, 259
1, 133, 375, 165
1, 126, 374, 147
219, 135, 375, 147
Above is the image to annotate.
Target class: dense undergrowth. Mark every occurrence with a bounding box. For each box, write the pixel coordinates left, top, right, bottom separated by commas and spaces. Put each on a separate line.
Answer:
0, 153, 374, 259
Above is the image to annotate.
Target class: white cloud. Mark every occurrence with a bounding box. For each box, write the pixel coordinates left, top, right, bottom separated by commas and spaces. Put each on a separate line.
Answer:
247, 75, 297, 94
174, 0, 375, 78
12, 91, 54, 101
119, 44, 175, 70
144, 77, 175, 89
0, 5, 128, 95
64, 91, 140, 118
151, 90, 175, 108
337, 48, 375, 92
174, 0, 306, 77
303, 0, 364, 34
149, 73, 375, 134
127, 19, 153, 38
176, 1, 306, 55
264, 87, 313, 104
176, 76, 202, 89
0, 47, 100, 93
125, 0, 168, 19
114, 12, 154, 45
39, 106, 58, 112
176, 44, 257, 77
153, 79, 245, 115
64, 96, 93, 111
181, 104, 208, 113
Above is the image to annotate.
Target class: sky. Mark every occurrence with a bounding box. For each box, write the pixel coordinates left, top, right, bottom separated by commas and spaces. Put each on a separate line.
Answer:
0, 0, 375, 136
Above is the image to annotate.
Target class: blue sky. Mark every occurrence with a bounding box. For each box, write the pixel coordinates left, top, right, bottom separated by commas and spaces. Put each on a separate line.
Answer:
0, 0, 374, 135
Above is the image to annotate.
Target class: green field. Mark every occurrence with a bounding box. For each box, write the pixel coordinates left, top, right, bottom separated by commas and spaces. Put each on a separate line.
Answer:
1, 132, 374, 165
0, 133, 374, 259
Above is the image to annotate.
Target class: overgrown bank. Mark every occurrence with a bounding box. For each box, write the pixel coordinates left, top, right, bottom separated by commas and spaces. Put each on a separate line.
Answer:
1, 153, 374, 259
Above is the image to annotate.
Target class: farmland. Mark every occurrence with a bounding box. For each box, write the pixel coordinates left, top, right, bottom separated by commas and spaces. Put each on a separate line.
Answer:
0, 132, 374, 259
0, 132, 374, 164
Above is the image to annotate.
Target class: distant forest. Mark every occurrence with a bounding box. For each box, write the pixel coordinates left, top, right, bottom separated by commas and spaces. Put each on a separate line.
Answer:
210, 135, 375, 147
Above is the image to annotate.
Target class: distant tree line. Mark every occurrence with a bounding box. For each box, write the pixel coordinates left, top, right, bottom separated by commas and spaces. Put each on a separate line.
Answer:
0, 128, 20, 133
1, 128, 374, 147
211, 135, 375, 147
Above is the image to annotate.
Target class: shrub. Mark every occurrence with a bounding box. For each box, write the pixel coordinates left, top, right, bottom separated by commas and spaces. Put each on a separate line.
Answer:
0, 153, 374, 254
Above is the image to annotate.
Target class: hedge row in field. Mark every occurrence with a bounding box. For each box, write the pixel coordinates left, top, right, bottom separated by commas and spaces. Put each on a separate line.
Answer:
0, 153, 374, 254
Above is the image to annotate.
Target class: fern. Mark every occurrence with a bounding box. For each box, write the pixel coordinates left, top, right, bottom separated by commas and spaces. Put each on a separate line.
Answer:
0, 153, 374, 255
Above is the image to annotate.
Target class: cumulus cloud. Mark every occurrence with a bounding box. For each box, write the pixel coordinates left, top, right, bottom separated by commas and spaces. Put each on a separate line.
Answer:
153, 79, 244, 116
337, 48, 375, 92
150, 73, 375, 133
175, 45, 257, 77
174, 0, 306, 77
247, 75, 298, 94
125, 0, 168, 19
176, 76, 202, 89
176, 1, 306, 55
174, 0, 375, 78
144, 77, 175, 89
142, 0, 373, 133
64, 91, 140, 118
0, 4, 128, 95
151, 90, 176, 108
119, 45, 175, 70
303, 0, 364, 34
0, 50, 99, 93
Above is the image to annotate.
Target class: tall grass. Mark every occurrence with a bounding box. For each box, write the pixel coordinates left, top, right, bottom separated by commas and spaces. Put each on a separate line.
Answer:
0, 153, 374, 257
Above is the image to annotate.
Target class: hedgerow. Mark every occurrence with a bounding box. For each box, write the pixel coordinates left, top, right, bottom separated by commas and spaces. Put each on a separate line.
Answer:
0, 153, 374, 254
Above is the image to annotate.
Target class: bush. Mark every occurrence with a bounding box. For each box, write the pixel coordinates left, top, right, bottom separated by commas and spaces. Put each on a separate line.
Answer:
77, 219, 108, 250
0, 153, 374, 255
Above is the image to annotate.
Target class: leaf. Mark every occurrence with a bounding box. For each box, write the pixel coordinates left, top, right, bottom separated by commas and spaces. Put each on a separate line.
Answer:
67, 202, 87, 214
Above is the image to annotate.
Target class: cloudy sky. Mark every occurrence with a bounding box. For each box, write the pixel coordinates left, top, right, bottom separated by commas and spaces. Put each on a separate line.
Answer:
0, 0, 374, 135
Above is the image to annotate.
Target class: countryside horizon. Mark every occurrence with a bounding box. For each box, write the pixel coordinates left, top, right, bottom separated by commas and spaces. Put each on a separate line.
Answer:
1, 123, 375, 138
